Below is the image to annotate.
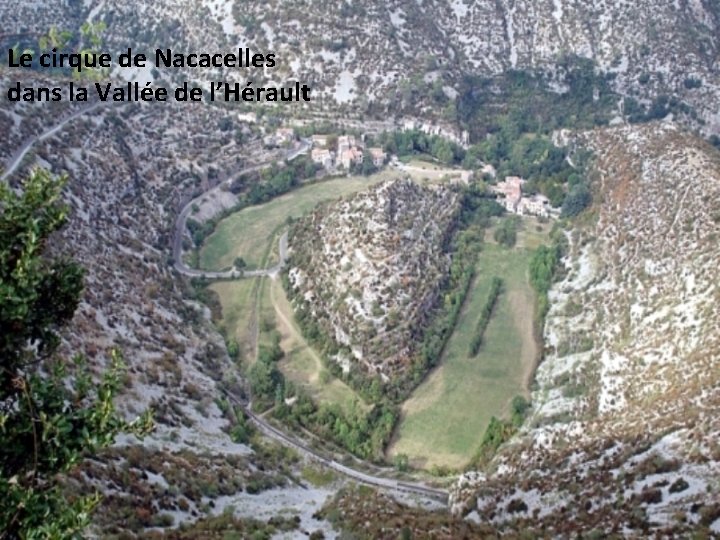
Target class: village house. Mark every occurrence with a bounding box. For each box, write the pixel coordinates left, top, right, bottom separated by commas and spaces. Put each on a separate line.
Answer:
492, 176, 524, 213
368, 147, 387, 168
311, 147, 335, 169
337, 135, 357, 154
339, 147, 363, 169
491, 176, 552, 218
312, 134, 329, 147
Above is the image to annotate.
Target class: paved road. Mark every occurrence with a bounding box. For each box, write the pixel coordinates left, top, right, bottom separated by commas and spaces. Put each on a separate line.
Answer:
3, 110, 450, 505
171, 141, 309, 279
1, 103, 102, 182
226, 393, 449, 504
177, 140, 450, 504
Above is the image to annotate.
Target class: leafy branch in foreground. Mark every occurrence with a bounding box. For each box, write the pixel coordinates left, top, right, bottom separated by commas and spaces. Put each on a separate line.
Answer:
0, 169, 152, 539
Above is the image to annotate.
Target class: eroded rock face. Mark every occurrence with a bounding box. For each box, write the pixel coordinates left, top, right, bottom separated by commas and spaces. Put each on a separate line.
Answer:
287, 178, 461, 380
2, 1, 717, 132
0, 76, 258, 449
452, 123, 720, 535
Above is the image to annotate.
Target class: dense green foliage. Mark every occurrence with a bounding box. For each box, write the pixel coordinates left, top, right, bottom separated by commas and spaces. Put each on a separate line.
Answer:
456, 57, 616, 139
241, 156, 319, 205
376, 130, 466, 165
247, 330, 285, 410
529, 228, 567, 326
561, 183, 592, 218
622, 94, 698, 124
469, 395, 530, 468
274, 393, 398, 461
493, 216, 519, 247
510, 395, 531, 427
468, 277, 503, 356
0, 169, 152, 538
470, 417, 515, 468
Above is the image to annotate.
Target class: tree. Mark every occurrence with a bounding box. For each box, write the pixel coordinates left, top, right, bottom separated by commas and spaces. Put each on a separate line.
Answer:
561, 183, 592, 217
394, 453, 409, 472
248, 356, 284, 401
360, 153, 377, 176
510, 395, 531, 426
493, 216, 518, 247
0, 169, 152, 538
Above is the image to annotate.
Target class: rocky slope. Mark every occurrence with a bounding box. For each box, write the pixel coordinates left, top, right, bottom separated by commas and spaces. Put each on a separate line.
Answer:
3, 0, 717, 133
0, 76, 349, 536
1, 78, 245, 436
451, 122, 720, 536
2, 1, 719, 535
287, 178, 461, 381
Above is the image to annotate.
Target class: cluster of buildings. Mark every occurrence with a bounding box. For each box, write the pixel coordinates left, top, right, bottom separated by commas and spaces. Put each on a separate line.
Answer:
491, 176, 552, 218
310, 134, 386, 171
262, 124, 388, 173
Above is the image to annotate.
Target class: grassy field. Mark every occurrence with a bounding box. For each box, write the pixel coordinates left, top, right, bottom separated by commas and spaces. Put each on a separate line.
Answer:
199, 172, 400, 271
400, 158, 469, 185
210, 275, 365, 414
387, 221, 543, 470
269, 279, 367, 413
209, 278, 270, 363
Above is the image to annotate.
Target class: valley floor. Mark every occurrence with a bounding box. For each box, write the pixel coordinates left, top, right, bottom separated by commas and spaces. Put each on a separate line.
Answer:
205, 172, 550, 471
387, 220, 547, 469
210, 275, 367, 416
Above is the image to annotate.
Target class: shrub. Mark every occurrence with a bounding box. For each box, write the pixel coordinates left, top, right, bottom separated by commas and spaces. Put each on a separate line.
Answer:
510, 395, 531, 426
507, 498, 528, 513
561, 184, 592, 217
669, 477, 689, 493
639, 488, 663, 504
394, 454, 410, 472
493, 216, 518, 247
150, 513, 175, 527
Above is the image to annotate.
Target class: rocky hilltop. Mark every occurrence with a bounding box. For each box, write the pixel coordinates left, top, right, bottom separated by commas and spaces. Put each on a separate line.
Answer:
287, 178, 461, 381
451, 122, 720, 535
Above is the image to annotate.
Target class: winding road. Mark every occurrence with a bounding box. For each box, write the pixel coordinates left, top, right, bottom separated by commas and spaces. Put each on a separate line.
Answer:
1, 103, 102, 182
173, 141, 450, 503
171, 142, 308, 279
224, 392, 449, 504
4, 108, 450, 505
